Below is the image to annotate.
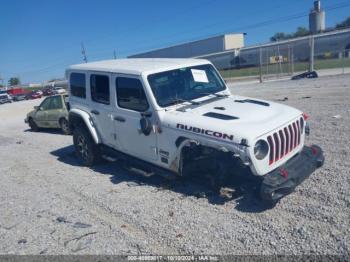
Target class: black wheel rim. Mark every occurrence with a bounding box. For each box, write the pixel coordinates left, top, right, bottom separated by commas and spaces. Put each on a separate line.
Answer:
77, 135, 89, 160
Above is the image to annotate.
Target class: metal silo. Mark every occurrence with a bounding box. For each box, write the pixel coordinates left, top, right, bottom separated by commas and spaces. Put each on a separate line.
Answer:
309, 1, 326, 34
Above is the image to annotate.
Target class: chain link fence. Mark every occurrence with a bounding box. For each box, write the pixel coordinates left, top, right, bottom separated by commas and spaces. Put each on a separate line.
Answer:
218, 34, 350, 82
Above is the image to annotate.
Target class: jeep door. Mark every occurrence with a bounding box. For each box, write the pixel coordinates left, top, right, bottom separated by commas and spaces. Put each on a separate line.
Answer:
88, 72, 117, 147
113, 75, 157, 161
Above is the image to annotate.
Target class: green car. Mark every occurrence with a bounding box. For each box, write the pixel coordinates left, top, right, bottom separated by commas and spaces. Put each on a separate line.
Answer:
25, 94, 70, 135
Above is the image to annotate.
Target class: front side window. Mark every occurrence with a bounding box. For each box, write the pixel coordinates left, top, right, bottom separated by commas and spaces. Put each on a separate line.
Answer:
70, 73, 86, 98
116, 77, 149, 112
39, 97, 52, 110
91, 74, 110, 105
147, 64, 226, 107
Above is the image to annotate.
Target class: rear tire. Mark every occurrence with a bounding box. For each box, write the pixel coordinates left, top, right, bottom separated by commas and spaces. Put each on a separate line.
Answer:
59, 118, 71, 135
73, 126, 100, 166
28, 118, 39, 132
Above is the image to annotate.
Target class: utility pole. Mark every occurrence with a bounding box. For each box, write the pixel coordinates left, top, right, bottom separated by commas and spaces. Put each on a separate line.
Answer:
342, 49, 345, 74
113, 50, 117, 60
0, 73, 4, 87
81, 42, 88, 63
259, 47, 263, 83
288, 45, 291, 75
309, 35, 315, 72
291, 45, 295, 75
277, 44, 282, 77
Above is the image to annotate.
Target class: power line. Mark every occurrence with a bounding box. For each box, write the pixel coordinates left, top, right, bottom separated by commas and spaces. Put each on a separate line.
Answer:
4, 0, 219, 67
84, 0, 306, 58
0, 0, 313, 76
112, 0, 350, 57
6, 0, 350, 79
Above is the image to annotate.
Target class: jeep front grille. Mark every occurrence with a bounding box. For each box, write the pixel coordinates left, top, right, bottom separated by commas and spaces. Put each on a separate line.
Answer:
267, 119, 302, 165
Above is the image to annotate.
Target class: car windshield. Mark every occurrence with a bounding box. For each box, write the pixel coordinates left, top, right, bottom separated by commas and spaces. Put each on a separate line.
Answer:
147, 64, 226, 107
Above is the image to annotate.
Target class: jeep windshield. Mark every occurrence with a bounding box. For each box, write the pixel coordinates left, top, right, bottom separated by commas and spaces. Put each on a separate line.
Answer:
147, 64, 226, 107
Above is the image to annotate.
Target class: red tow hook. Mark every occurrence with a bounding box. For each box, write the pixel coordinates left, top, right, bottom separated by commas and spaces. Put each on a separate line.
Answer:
279, 168, 289, 178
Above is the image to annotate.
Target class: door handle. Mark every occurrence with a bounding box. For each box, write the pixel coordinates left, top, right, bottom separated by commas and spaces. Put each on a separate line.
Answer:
91, 110, 100, 115
114, 116, 126, 122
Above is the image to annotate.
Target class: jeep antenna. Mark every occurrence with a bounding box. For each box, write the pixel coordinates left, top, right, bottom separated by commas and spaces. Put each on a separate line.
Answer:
81, 42, 88, 63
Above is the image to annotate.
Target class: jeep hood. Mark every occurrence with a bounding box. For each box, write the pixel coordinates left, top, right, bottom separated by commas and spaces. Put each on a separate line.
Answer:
161, 95, 302, 144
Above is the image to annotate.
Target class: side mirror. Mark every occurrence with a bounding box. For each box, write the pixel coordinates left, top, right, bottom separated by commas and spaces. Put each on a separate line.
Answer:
34, 106, 39, 110
140, 117, 152, 136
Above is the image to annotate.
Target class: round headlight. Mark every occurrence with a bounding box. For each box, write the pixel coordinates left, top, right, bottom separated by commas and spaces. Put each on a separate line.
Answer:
254, 140, 269, 160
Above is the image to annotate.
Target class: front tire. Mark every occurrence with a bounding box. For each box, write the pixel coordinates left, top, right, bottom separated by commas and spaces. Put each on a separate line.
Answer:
28, 118, 39, 132
73, 126, 100, 166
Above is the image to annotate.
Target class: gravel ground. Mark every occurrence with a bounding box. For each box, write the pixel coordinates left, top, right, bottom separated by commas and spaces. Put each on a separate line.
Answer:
0, 74, 349, 255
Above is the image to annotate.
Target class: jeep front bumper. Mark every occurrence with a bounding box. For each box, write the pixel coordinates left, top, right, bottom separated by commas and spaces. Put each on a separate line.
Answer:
260, 145, 324, 205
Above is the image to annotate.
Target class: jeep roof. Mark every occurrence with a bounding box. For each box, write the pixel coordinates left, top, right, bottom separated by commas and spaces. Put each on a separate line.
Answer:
68, 58, 210, 75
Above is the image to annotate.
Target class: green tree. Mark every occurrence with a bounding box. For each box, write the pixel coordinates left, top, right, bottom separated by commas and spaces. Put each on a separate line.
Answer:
293, 27, 309, 37
270, 32, 290, 42
336, 17, 350, 29
270, 27, 310, 42
8, 77, 20, 86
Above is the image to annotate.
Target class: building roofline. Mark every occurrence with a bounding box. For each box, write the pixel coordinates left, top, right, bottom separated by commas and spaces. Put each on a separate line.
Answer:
241, 27, 350, 51
195, 27, 350, 58
128, 33, 244, 58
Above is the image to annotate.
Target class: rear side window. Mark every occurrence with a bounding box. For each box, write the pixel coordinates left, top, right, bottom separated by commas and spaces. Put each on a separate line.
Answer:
116, 77, 149, 112
50, 96, 63, 109
91, 75, 110, 105
70, 73, 86, 98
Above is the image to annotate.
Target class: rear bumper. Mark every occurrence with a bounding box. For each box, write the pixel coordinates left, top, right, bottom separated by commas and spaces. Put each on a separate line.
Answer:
260, 145, 324, 204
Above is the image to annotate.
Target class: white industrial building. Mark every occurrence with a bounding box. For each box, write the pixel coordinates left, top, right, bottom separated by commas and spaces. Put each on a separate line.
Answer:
129, 33, 245, 59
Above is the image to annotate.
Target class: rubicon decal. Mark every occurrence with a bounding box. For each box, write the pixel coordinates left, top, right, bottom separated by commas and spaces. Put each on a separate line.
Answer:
176, 124, 234, 141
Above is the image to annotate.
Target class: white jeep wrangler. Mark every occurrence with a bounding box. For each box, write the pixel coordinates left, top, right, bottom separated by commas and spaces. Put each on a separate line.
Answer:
66, 59, 324, 204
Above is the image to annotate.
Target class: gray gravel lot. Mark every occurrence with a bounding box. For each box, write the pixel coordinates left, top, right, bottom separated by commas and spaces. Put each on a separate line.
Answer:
0, 74, 349, 255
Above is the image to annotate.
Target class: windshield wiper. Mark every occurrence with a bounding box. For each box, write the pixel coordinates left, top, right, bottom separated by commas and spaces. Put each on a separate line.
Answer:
165, 98, 201, 107
200, 92, 229, 98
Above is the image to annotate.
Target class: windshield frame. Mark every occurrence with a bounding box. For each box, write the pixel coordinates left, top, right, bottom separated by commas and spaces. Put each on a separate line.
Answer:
147, 64, 227, 108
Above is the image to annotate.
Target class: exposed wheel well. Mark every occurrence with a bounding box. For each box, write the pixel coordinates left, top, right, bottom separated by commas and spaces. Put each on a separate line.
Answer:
68, 112, 87, 132
179, 143, 238, 188
180, 144, 236, 174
